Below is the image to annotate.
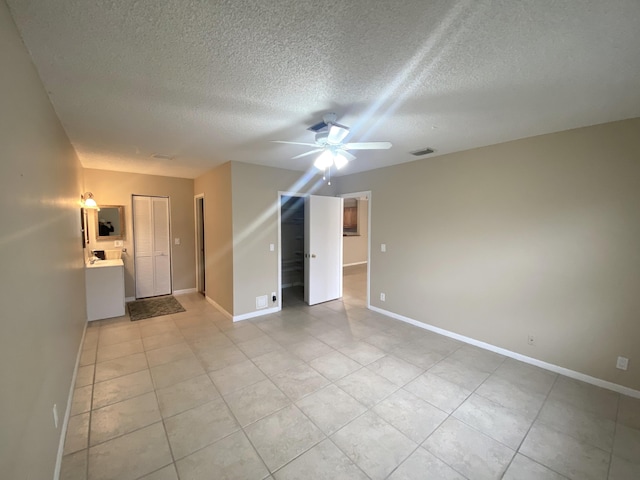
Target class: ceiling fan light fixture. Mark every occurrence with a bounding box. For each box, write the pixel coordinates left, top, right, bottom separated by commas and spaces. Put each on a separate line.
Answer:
334, 152, 349, 169
314, 150, 334, 170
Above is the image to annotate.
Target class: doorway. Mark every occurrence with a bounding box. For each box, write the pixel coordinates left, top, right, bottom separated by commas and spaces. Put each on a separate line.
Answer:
279, 194, 305, 307
339, 191, 371, 307
278, 193, 344, 308
195, 194, 205, 295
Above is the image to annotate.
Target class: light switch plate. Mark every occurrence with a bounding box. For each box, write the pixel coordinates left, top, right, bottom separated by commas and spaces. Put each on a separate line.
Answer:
174, 238, 181, 245
616, 356, 629, 371
381, 244, 386, 252
114, 240, 123, 247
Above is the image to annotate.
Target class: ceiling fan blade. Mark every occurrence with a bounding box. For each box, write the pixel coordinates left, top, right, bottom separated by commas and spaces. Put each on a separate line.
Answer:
272, 140, 318, 147
327, 125, 350, 144
291, 149, 323, 160
344, 141, 392, 150
338, 150, 356, 162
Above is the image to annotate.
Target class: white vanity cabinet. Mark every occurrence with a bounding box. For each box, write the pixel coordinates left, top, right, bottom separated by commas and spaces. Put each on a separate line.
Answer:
85, 259, 125, 321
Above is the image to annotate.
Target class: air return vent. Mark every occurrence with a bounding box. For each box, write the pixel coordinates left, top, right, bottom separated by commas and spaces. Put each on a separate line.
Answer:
307, 121, 329, 133
410, 147, 435, 156
151, 153, 175, 160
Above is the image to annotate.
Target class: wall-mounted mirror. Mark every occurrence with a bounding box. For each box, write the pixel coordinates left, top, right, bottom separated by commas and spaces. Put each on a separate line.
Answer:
96, 205, 125, 240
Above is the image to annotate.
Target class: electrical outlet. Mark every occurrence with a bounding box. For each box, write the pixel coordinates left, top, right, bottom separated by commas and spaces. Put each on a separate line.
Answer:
271, 291, 277, 302
114, 240, 123, 247
174, 238, 181, 245
52, 404, 59, 429
527, 335, 534, 345
380, 293, 386, 302
616, 356, 629, 371
269, 243, 275, 252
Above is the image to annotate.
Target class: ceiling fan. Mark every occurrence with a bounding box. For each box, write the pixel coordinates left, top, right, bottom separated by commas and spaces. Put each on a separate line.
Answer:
272, 113, 392, 172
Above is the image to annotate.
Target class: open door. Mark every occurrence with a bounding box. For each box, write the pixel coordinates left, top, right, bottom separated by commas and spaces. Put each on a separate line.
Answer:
304, 195, 343, 305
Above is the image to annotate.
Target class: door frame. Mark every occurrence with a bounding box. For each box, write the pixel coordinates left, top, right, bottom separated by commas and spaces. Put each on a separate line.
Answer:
338, 190, 372, 308
277, 191, 306, 310
194, 193, 205, 295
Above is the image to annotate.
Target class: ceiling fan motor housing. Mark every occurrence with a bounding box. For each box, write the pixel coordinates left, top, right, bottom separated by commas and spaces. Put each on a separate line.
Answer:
315, 132, 330, 145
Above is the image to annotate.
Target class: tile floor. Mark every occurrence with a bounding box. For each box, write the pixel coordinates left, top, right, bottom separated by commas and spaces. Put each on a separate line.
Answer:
60, 265, 640, 479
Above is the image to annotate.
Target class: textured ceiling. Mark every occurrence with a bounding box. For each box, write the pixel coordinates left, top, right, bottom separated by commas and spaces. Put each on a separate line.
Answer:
7, 0, 640, 179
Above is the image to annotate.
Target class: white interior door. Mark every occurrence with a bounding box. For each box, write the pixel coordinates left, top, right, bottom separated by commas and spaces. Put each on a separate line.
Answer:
133, 195, 171, 298
304, 195, 343, 305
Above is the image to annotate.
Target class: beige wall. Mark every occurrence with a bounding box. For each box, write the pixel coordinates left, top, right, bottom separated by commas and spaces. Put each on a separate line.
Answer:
0, 2, 87, 477
84, 169, 196, 298
231, 162, 332, 316
194, 162, 234, 313
336, 118, 640, 391
343, 198, 369, 266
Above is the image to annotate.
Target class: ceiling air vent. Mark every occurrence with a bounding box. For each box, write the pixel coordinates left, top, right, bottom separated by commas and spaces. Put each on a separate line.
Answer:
151, 153, 175, 160
307, 120, 329, 133
410, 147, 435, 156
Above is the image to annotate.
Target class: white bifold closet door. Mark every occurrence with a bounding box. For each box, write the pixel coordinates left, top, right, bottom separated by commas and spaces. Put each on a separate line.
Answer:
133, 195, 172, 298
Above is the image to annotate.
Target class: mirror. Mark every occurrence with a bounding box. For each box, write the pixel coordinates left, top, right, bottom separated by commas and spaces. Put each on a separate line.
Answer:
96, 205, 125, 240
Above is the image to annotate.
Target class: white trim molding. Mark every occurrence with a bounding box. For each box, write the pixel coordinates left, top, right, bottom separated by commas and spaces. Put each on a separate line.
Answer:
205, 295, 281, 322
370, 305, 640, 399
54, 321, 88, 480
205, 296, 233, 320
173, 288, 197, 296
233, 306, 280, 322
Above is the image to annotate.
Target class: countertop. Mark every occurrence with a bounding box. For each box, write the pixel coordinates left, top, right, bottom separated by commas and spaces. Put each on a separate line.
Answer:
86, 259, 124, 269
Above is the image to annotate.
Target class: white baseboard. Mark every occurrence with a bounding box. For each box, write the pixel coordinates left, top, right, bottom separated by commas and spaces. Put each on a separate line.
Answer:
54, 321, 88, 480
370, 305, 640, 399
204, 296, 280, 323
173, 288, 197, 296
205, 296, 233, 321
125, 296, 135, 302
233, 306, 280, 322
343, 261, 367, 267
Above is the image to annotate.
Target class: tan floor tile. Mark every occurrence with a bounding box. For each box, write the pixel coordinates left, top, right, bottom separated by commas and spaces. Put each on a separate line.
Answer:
388, 448, 465, 480
156, 374, 220, 418
59, 449, 88, 480
75, 365, 95, 388
296, 384, 367, 435
373, 389, 448, 444
88, 423, 172, 480
64, 413, 89, 455
208, 359, 266, 395
94, 352, 148, 383
90, 392, 161, 446
138, 464, 179, 480
520, 422, 610, 480
274, 439, 368, 480
405, 372, 471, 414
175, 431, 269, 480
423, 417, 515, 480
308, 350, 361, 381
96, 339, 144, 363
271, 364, 330, 401
92, 369, 154, 409
164, 398, 239, 459
70, 385, 93, 415
150, 355, 205, 389
331, 411, 416, 480
245, 404, 325, 471
224, 379, 290, 427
